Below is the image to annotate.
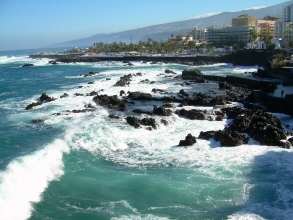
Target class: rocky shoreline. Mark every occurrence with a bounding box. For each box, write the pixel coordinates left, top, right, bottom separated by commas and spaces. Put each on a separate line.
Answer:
27, 67, 293, 149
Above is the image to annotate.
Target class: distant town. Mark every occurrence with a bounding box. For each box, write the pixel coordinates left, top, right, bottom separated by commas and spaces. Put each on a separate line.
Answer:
64, 4, 293, 57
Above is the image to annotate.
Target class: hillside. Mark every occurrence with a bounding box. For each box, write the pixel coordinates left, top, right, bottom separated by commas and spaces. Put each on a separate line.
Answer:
55, 0, 293, 48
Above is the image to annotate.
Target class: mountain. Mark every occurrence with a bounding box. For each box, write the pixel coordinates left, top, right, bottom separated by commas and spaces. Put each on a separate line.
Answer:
55, 0, 293, 48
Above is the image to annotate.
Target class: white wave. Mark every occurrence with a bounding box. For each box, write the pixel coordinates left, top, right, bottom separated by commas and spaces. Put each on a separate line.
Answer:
0, 139, 70, 220
0, 55, 52, 66
112, 214, 170, 220
3, 62, 293, 220
228, 213, 266, 220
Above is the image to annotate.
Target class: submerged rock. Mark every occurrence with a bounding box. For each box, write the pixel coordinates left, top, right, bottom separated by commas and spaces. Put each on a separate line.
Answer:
31, 119, 45, 124
109, 114, 120, 119
60, 93, 69, 98
179, 134, 196, 147
160, 119, 169, 126
152, 88, 166, 94
22, 64, 34, 67
165, 69, 176, 74
49, 60, 57, 65
82, 71, 97, 77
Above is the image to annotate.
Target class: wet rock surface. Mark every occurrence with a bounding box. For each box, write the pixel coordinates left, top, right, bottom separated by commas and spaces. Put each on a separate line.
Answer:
128, 92, 153, 101
153, 106, 172, 116
26, 93, 56, 110
175, 109, 206, 120
22, 64, 34, 67
114, 74, 133, 87
82, 71, 97, 77
179, 134, 197, 147
182, 69, 204, 83
126, 116, 157, 129
93, 95, 127, 111
198, 107, 287, 147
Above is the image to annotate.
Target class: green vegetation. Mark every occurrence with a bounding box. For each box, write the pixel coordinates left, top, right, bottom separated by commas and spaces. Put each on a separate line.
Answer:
88, 38, 211, 54
271, 53, 288, 69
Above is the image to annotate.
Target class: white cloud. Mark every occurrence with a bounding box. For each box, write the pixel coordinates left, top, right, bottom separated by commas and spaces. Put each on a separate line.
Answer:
246, 5, 267, 10
192, 12, 221, 19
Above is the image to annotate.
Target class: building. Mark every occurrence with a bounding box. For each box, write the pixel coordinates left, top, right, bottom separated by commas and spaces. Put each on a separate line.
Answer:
207, 26, 254, 46
257, 19, 277, 37
282, 4, 293, 46
283, 22, 293, 47
283, 4, 293, 22
191, 27, 208, 43
232, 15, 257, 27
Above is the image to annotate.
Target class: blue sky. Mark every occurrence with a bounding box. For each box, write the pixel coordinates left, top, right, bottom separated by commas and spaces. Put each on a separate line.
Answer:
0, 0, 286, 50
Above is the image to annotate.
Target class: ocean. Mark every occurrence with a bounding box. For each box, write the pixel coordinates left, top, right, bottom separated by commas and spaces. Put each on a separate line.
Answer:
0, 51, 292, 220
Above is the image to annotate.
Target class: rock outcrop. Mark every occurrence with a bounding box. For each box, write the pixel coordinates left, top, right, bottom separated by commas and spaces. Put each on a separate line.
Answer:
25, 93, 56, 110
179, 134, 197, 147
93, 95, 127, 111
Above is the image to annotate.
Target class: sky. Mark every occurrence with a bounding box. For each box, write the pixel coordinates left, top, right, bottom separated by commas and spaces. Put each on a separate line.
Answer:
0, 0, 286, 51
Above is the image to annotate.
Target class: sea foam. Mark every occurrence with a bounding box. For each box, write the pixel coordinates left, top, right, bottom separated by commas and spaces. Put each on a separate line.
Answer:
0, 139, 69, 220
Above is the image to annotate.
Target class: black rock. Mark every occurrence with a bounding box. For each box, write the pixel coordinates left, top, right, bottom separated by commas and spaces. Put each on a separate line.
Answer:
71, 108, 95, 113
114, 74, 132, 87
165, 69, 176, 74
133, 109, 152, 115
178, 89, 189, 97
140, 118, 157, 129
31, 119, 45, 124
25, 102, 40, 110
126, 117, 140, 128
128, 92, 153, 101
153, 106, 172, 116
182, 69, 205, 83
152, 88, 165, 93
83, 72, 96, 77
109, 114, 120, 119
38, 93, 55, 103
60, 93, 69, 98
215, 130, 249, 147
198, 131, 217, 140
160, 119, 169, 126
179, 134, 197, 147
87, 91, 98, 96
93, 95, 127, 111
120, 90, 126, 96
49, 60, 57, 65
22, 64, 34, 67
25, 93, 56, 110
175, 109, 206, 120
183, 93, 226, 107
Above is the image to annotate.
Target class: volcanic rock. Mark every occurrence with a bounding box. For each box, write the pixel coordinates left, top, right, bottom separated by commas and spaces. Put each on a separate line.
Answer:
93, 95, 127, 111
179, 134, 197, 147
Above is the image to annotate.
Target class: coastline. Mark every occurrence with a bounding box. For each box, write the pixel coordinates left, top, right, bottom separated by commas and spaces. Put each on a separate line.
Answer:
0, 55, 293, 219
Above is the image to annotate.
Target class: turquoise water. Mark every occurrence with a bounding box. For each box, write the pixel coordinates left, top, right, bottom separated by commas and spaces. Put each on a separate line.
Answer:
0, 53, 293, 220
